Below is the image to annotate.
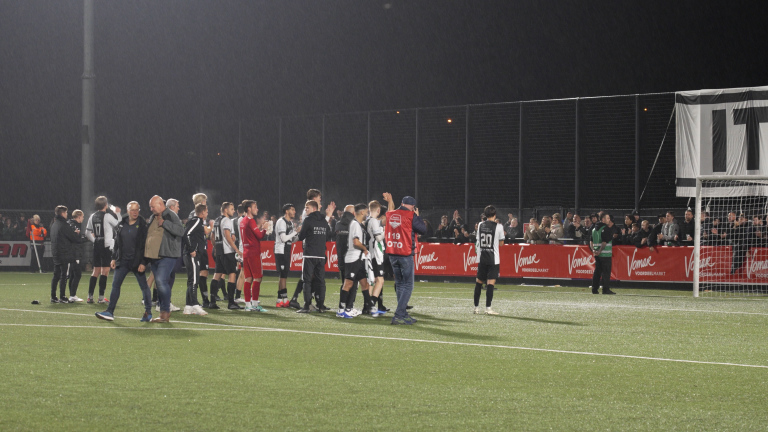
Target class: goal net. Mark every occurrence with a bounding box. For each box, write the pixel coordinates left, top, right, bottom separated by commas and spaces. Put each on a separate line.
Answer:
694, 176, 768, 297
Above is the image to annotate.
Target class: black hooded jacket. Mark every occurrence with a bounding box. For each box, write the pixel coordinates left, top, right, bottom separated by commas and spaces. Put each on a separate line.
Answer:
50, 215, 86, 265
112, 214, 148, 271
299, 210, 330, 258
334, 211, 355, 257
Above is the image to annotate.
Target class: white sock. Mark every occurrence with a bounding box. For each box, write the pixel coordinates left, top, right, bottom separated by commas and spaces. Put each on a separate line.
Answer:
486, 306, 492, 311
245, 301, 251, 308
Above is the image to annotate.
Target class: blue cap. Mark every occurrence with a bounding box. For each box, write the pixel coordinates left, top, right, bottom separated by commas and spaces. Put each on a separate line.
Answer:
402, 196, 417, 206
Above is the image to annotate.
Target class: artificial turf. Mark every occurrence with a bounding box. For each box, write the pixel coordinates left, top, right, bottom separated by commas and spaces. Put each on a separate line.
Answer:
1, 272, 767, 431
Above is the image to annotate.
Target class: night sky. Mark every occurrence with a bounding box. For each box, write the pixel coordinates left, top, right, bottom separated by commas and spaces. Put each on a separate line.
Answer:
1, 0, 767, 211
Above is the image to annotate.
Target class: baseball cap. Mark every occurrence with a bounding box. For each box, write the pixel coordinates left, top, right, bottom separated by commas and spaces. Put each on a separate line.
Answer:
402, 196, 417, 206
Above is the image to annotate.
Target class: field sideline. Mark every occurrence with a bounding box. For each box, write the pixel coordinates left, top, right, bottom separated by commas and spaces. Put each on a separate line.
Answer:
1, 272, 767, 431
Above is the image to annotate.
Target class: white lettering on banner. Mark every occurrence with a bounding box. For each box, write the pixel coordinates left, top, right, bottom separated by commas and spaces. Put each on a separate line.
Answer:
260, 249, 272, 261
290, 243, 303, 266
684, 250, 716, 278
0, 241, 32, 266
326, 244, 338, 269
462, 246, 479, 272
415, 245, 439, 271
626, 248, 657, 277
747, 249, 768, 278
513, 250, 540, 273
567, 251, 594, 275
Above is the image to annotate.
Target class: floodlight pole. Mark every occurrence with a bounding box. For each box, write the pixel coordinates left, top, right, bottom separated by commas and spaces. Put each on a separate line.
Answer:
81, 0, 95, 213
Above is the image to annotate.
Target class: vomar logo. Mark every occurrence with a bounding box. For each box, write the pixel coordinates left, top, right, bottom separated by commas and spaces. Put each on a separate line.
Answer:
260, 249, 272, 261
567, 251, 594, 275
513, 249, 540, 273
684, 250, 716, 278
290, 243, 303, 266
415, 244, 438, 271
462, 245, 479, 272
326, 244, 338, 269
627, 248, 655, 277
747, 249, 768, 278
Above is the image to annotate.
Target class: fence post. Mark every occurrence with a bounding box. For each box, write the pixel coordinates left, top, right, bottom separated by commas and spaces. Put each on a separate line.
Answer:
635, 95, 641, 211
321, 115, 326, 196
574, 98, 580, 214
278, 117, 282, 210
464, 105, 470, 221
238, 121, 242, 203
518, 102, 523, 221
367, 112, 371, 202
415, 109, 419, 203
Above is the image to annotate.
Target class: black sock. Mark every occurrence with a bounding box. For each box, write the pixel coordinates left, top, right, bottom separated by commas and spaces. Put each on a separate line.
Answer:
347, 283, 358, 309
362, 290, 372, 309
474, 282, 483, 307
292, 280, 303, 301
98, 275, 108, 297
278, 288, 287, 300
210, 279, 219, 300
199, 276, 208, 301
88, 276, 97, 297
378, 289, 385, 308
235, 287, 241, 299
371, 296, 379, 309
486, 284, 494, 308
227, 282, 236, 303
339, 290, 350, 310
152, 288, 158, 302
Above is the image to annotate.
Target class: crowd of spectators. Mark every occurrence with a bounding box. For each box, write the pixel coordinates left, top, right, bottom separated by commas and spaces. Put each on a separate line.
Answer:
1, 212, 35, 241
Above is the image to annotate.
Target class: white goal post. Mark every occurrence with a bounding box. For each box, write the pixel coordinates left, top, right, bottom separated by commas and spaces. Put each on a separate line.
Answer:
694, 175, 768, 297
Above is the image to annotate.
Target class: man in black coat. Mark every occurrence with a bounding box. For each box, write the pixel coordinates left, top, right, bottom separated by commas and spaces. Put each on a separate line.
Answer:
67, 209, 87, 302
50, 206, 87, 303
296, 200, 331, 313
95, 201, 153, 322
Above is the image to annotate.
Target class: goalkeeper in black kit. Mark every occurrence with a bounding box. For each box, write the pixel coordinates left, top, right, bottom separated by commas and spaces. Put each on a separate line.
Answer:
474, 205, 505, 315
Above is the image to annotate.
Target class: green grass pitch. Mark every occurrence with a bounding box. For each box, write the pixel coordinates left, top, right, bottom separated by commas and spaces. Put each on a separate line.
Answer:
1, 272, 767, 431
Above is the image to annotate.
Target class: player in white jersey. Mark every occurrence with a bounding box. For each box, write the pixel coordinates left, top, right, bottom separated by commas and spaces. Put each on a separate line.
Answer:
337, 204, 373, 318
474, 205, 505, 315
365, 194, 395, 315
274, 203, 298, 307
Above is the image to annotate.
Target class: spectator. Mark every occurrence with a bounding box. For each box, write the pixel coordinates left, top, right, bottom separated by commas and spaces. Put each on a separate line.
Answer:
700, 211, 711, 245
634, 220, 652, 248
448, 210, 464, 234
421, 220, 434, 241
677, 209, 695, 246
649, 214, 665, 249
589, 213, 598, 227
567, 214, 589, 245
524, 218, 540, 244
454, 226, 470, 244
2, 218, 13, 241
562, 211, 574, 233
659, 211, 680, 246
505, 217, 522, 242
28, 214, 48, 273
751, 215, 766, 247
583, 217, 593, 232
436, 215, 452, 239
546, 213, 564, 245
632, 210, 641, 226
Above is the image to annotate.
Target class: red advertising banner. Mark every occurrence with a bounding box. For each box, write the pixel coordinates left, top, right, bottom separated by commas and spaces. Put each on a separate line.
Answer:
256, 241, 768, 283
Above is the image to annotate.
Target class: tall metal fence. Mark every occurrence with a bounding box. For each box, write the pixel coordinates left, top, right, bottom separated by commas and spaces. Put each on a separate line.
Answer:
194, 92, 686, 226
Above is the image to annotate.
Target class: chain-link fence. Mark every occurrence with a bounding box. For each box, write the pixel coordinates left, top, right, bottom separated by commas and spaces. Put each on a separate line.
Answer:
186, 92, 685, 228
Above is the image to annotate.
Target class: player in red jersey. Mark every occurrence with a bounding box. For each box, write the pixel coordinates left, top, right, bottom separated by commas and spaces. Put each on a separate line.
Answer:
239, 200, 269, 312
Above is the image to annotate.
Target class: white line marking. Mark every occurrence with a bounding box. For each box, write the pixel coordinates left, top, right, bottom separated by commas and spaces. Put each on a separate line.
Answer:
411, 296, 768, 316
1, 307, 765, 369
0, 323, 279, 331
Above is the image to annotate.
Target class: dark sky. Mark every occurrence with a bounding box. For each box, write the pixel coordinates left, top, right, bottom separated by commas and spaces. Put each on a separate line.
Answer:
1, 0, 767, 211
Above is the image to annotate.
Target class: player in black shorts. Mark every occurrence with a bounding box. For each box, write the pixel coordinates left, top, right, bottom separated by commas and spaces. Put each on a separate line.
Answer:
85, 196, 119, 304
337, 204, 374, 319
211, 202, 242, 310
189, 193, 214, 306
474, 205, 505, 315
274, 204, 298, 307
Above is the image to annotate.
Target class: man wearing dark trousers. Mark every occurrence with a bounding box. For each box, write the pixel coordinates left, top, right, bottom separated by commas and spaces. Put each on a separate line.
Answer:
95, 201, 153, 322
385, 196, 427, 325
296, 200, 330, 313
67, 210, 86, 302
590, 213, 617, 295
183, 204, 209, 316
50, 206, 87, 303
